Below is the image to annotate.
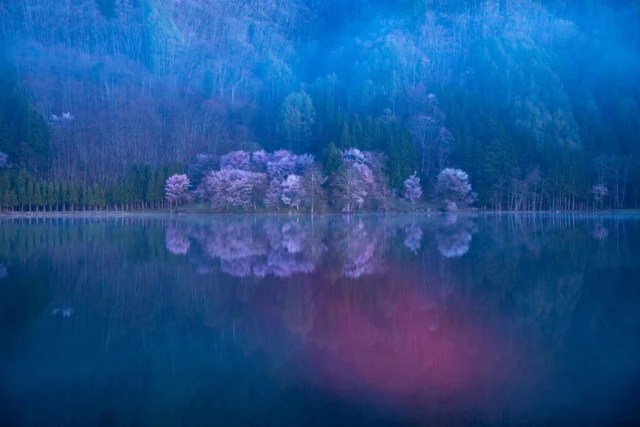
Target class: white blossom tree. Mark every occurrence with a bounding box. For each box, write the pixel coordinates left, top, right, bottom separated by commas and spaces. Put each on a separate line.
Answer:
265, 179, 283, 210
435, 168, 476, 208
333, 162, 375, 213
281, 174, 306, 210
165, 174, 191, 208
203, 169, 266, 211
592, 184, 608, 208
220, 150, 251, 170
403, 172, 422, 203
302, 164, 327, 214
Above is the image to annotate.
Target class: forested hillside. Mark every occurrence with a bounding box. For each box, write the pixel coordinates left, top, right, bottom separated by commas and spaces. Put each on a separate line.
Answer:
1, 0, 639, 211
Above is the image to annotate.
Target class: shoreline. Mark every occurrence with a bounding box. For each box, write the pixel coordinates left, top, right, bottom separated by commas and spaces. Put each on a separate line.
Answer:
1, 209, 639, 219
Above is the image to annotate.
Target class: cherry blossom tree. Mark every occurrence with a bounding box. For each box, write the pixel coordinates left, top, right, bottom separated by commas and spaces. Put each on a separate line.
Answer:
252, 150, 269, 168
265, 179, 282, 210
281, 174, 306, 210
220, 150, 251, 170
302, 164, 327, 214
0, 152, 7, 168
592, 184, 608, 208
203, 169, 266, 211
435, 168, 477, 208
342, 148, 368, 165
165, 174, 191, 207
266, 149, 298, 179
296, 153, 315, 171
403, 172, 422, 203
333, 162, 375, 213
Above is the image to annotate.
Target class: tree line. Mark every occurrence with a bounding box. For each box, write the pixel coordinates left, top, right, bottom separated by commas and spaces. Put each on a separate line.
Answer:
1, 1, 639, 211
0, 165, 182, 212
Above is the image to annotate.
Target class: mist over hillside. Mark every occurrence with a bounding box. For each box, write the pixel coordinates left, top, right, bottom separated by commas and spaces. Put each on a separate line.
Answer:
1, 0, 639, 210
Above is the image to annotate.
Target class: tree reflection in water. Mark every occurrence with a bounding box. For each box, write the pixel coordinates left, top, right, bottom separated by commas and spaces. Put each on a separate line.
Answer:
0, 214, 638, 426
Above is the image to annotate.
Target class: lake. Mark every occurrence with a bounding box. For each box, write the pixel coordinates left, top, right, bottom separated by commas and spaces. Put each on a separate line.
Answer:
1, 213, 639, 426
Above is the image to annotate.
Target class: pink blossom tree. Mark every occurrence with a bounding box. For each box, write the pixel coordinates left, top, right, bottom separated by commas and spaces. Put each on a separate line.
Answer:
281, 174, 306, 210
403, 172, 422, 203
220, 150, 251, 170
252, 150, 269, 168
165, 174, 191, 208
203, 169, 266, 211
266, 149, 298, 179
296, 153, 315, 171
264, 179, 282, 210
333, 162, 375, 213
435, 168, 476, 208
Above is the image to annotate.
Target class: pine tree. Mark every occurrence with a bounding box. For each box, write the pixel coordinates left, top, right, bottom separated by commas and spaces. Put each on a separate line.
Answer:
323, 142, 343, 176
15, 170, 27, 211
53, 183, 61, 211
33, 182, 43, 211
339, 121, 351, 149
46, 182, 56, 211
80, 184, 91, 210
27, 179, 34, 211
59, 182, 68, 211
0, 172, 9, 210
146, 170, 157, 208
68, 183, 79, 211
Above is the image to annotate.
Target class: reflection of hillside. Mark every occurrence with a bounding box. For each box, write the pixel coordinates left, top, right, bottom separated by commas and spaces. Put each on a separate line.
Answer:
1, 214, 639, 426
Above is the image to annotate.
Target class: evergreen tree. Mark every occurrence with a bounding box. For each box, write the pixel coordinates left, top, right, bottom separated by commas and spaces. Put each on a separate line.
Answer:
33, 182, 43, 211
15, 170, 27, 210
68, 183, 79, 211
46, 182, 56, 211
323, 142, 343, 176
27, 179, 34, 211
59, 182, 68, 210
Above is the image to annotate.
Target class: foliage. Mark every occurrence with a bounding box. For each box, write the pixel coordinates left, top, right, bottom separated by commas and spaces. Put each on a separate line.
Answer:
1, 0, 639, 211
435, 169, 477, 208
165, 174, 191, 207
403, 172, 422, 204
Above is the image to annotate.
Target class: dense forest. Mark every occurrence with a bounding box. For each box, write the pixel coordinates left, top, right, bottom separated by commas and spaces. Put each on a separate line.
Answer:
1, 0, 639, 212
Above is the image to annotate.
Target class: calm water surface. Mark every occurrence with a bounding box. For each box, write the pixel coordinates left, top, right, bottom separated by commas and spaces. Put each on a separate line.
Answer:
1, 214, 639, 426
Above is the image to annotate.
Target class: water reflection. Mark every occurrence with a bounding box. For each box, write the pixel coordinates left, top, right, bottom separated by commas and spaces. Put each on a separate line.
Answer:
436, 213, 477, 258
167, 216, 419, 279
0, 214, 639, 426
